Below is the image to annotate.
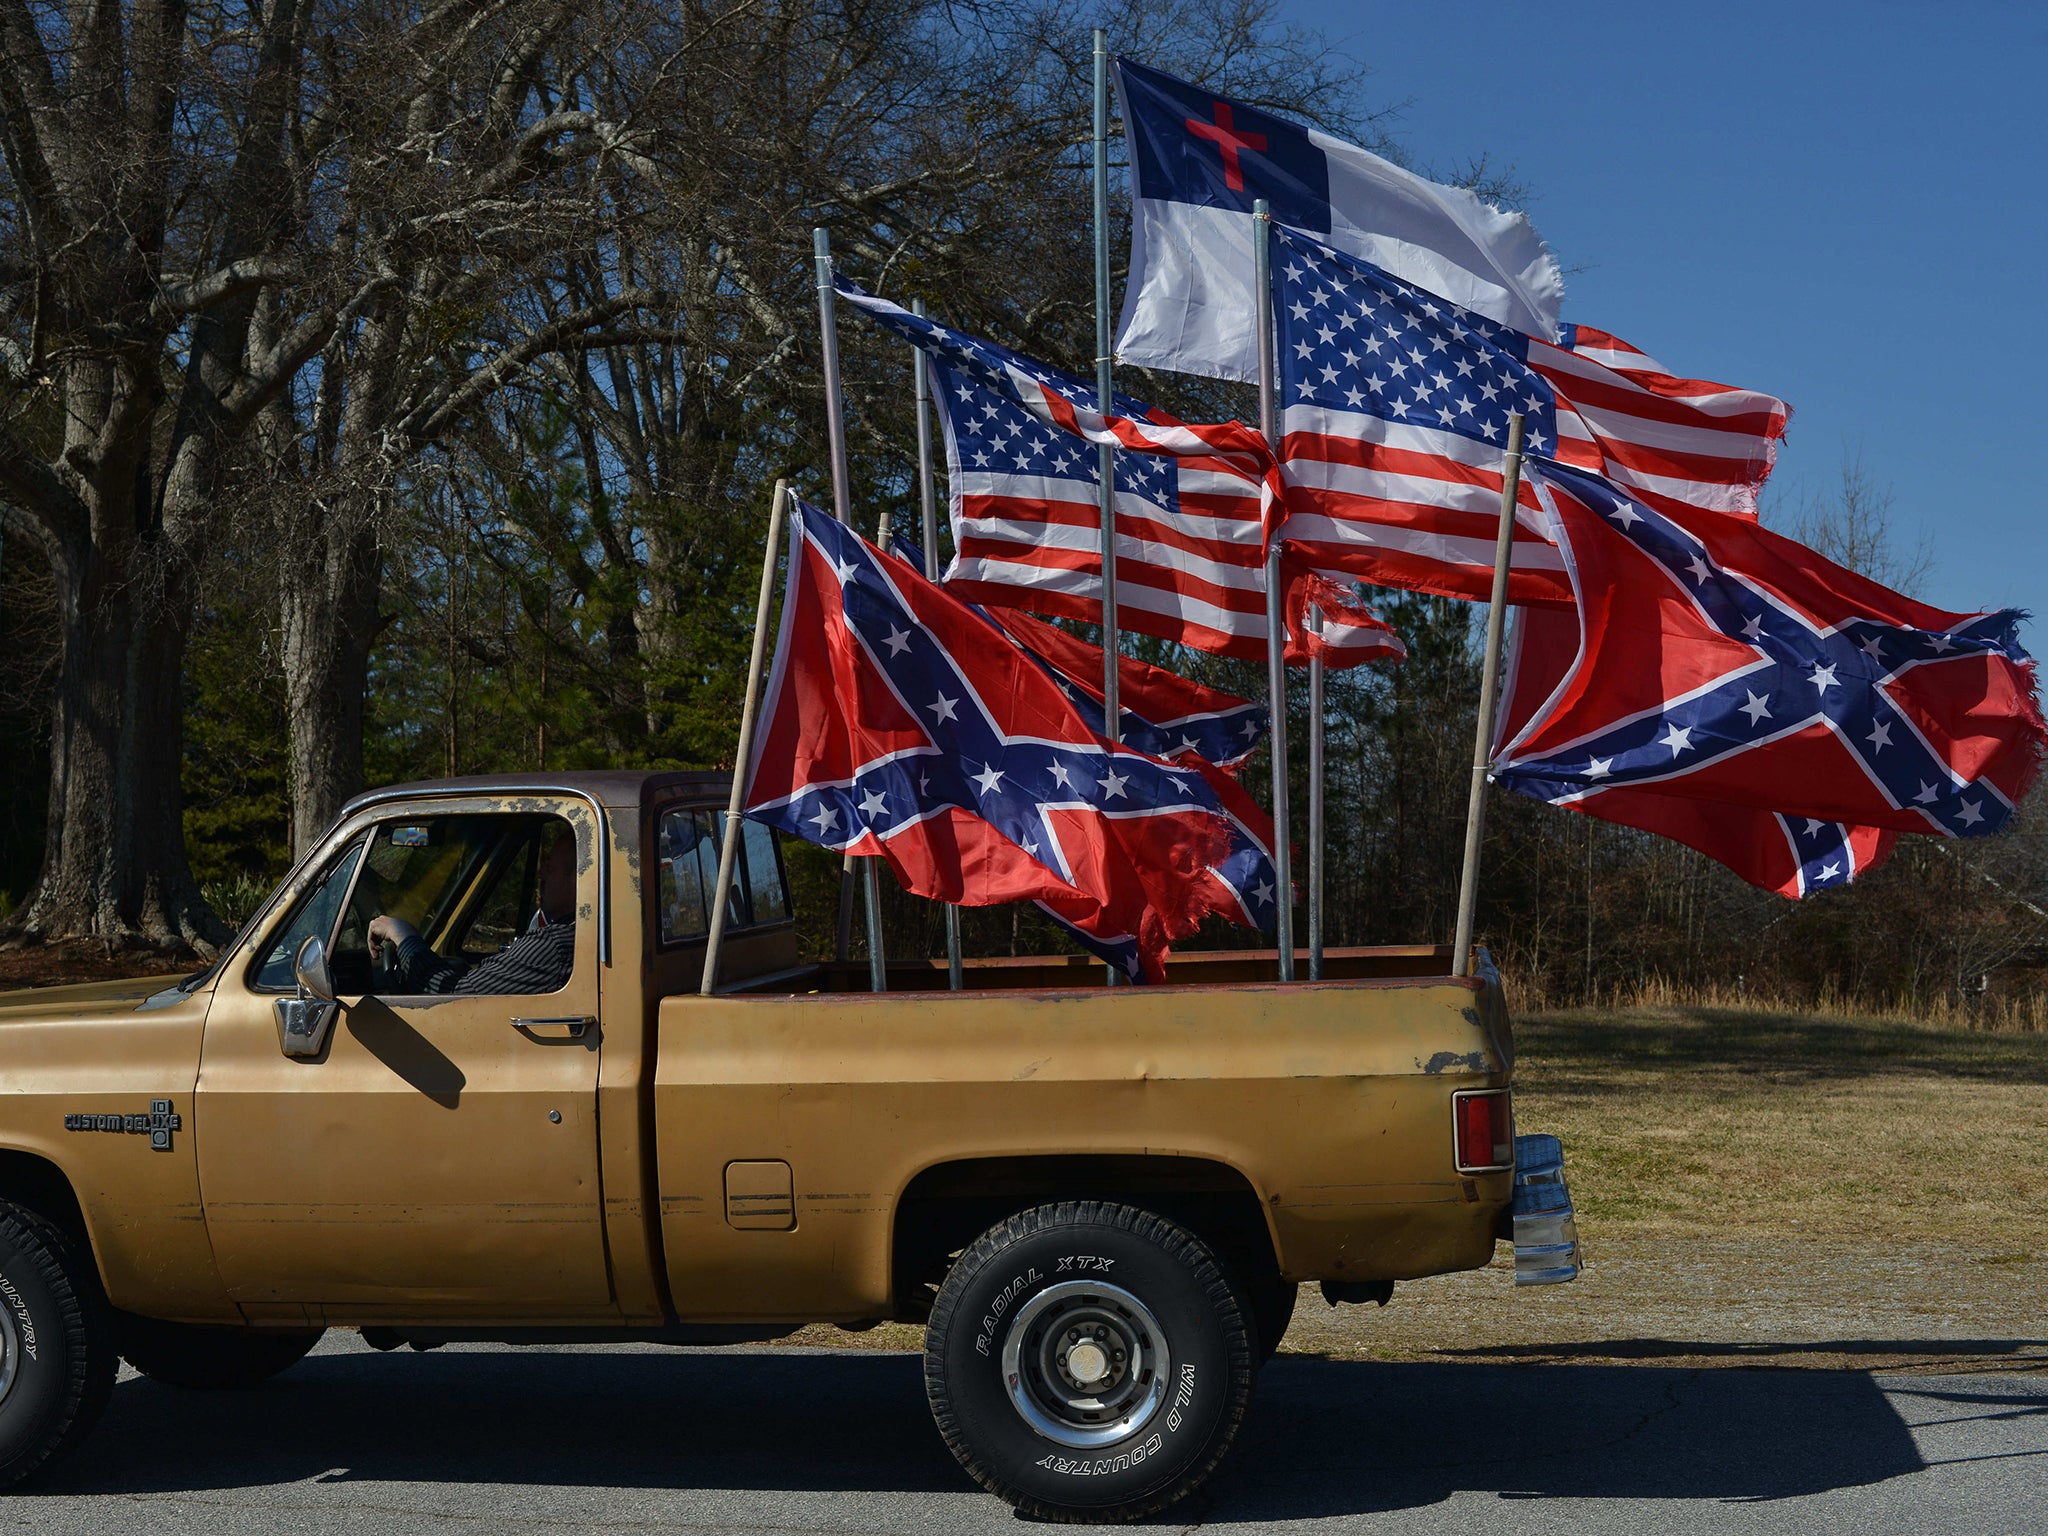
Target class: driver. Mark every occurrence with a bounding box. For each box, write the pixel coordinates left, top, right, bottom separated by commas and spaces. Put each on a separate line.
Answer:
367, 835, 578, 995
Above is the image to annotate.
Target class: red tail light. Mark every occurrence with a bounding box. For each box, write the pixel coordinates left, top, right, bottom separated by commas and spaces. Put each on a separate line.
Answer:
1453, 1090, 1514, 1173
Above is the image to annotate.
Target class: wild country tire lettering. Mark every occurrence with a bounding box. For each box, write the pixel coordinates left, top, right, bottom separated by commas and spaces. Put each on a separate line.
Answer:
1166, 1362, 1196, 1432
1036, 1433, 1163, 1477
0, 1276, 37, 1361
1032, 1365, 1196, 1477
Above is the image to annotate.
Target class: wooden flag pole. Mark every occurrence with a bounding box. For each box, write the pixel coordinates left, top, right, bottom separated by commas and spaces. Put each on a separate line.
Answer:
813, 225, 886, 992
911, 300, 965, 990
860, 500, 893, 995
703, 480, 789, 995
1253, 200, 1296, 982
1450, 411, 1527, 979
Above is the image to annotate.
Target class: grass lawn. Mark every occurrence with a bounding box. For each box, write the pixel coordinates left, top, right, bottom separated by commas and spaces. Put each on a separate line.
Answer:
1514, 1005, 2048, 1254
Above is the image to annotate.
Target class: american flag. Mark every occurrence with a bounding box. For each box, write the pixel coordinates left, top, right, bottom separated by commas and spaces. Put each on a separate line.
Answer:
1492, 459, 2043, 859
930, 354, 1400, 667
1270, 225, 1789, 606
1536, 323, 1789, 520
835, 275, 1403, 668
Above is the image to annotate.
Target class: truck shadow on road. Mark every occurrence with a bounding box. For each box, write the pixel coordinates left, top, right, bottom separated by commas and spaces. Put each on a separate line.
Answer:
27, 1344, 2004, 1518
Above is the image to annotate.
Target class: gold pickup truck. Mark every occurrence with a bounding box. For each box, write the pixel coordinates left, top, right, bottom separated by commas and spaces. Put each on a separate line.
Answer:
0, 771, 1576, 1520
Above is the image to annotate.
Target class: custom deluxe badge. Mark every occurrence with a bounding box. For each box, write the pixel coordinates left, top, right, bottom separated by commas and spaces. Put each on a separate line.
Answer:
63, 1100, 181, 1152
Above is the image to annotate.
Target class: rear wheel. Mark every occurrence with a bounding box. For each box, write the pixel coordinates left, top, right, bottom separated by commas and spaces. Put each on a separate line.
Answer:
0, 1201, 116, 1486
117, 1317, 324, 1389
924, 1200, 1254, 1523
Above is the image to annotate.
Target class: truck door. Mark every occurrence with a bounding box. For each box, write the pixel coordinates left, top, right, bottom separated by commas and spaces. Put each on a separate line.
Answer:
195, 799, 615, 1321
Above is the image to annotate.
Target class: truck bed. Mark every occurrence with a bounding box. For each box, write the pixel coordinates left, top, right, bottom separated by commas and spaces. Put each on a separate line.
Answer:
720, 943, 1468, 994
656, 943, 1514, 1325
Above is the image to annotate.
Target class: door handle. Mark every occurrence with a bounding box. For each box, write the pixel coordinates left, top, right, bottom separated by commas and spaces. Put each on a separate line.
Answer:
510, 1015, 595, 1039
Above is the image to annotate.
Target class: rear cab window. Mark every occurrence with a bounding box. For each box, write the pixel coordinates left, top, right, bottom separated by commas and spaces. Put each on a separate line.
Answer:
656, 807, 790, 946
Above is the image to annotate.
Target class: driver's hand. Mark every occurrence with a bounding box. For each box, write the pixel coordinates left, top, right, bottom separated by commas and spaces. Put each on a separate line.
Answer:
367, 915, 418, 948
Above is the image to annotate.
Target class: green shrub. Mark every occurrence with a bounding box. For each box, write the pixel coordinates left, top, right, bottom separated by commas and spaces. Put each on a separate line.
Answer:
200, 874, 272, 930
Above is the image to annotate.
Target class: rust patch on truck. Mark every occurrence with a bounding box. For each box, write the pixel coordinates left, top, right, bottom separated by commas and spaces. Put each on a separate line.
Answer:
1417, 1049, 1488, 1075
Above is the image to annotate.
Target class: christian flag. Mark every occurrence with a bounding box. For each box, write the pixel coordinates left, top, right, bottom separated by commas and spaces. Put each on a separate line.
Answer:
1114, 56, 1564, 385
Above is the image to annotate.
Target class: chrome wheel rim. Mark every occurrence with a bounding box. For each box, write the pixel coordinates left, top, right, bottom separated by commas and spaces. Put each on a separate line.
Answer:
999, 1280, 1171, 1449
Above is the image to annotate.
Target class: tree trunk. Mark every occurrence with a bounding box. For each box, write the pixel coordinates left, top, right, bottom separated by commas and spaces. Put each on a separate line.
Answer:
279, 507, 383, 857
14, 534, 221, 953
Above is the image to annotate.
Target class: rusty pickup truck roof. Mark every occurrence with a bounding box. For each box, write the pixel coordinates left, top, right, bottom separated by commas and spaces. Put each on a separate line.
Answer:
341, 769, 728, 815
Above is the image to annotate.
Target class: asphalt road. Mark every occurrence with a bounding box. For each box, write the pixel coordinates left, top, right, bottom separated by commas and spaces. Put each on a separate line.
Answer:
2, 1336, 2042, 1534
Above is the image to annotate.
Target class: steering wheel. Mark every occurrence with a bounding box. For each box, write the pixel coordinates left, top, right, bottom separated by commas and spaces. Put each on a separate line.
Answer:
370, 936, 402, 990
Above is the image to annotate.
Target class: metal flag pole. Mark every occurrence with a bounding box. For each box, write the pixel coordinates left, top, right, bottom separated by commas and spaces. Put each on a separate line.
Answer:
1253, 198, 1295, 983
1092, 27, 1122, 741
912, 300, 965, 991
813, 225, 886, 993
1308, 615, 1325, 981
703, 480, 789, 995
1093, 27, 1124, 987
1450, 411, 1527, 980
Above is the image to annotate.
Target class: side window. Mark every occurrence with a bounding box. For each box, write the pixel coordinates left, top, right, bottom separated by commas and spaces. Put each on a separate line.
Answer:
453, 821, 563, 958
739, 819, 790, 925
657, 808, 719, 943
654, 808, 791, 945
250, 840, 365, 992
250, 811, 580, 996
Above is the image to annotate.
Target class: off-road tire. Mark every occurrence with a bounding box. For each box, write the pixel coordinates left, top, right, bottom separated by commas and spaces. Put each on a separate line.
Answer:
1243, 1275, 1297, 1367
0, 1201, 117, 1487
924, 1201, 1254, 1523
117, 1317, 324, 1389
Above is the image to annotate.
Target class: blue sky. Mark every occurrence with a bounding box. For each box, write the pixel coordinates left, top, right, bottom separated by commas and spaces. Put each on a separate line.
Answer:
1275, 0, 2047, 624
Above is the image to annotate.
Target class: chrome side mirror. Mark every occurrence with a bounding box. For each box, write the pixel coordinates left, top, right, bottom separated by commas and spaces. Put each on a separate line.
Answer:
275, 936, 341, 1059
293, 935, 337, 1002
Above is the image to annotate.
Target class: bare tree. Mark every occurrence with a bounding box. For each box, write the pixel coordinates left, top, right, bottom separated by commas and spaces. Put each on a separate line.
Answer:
0, 2, 704, 939
1782, 450, 1936, 595
0, 0, 1392, 947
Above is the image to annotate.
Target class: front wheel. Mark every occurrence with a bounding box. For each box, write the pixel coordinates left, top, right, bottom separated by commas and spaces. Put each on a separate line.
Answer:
923, 1201, 1254, 1523
0, 1202, 117, 1486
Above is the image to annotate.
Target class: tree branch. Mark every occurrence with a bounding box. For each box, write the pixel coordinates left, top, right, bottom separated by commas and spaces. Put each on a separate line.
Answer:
0, 417, 87, 542
403, 287, 667, 446
157, 256, 297, 316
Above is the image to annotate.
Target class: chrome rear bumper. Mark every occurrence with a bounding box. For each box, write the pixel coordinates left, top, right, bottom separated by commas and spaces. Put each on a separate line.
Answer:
1512, 1133, 1582, 1285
